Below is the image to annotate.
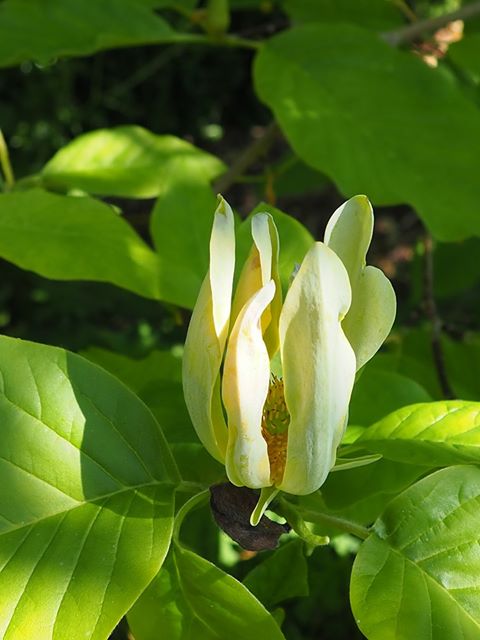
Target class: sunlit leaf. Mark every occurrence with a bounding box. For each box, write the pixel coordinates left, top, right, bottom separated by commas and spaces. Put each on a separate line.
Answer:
351, 466, 480, 639
0, 336, 177, 639
357, 400, 480, 466
43, 126, 224, 199
0, 190, 161, 300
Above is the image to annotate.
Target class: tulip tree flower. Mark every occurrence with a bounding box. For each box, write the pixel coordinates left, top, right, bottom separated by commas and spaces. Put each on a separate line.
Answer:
183, 195, 396, 525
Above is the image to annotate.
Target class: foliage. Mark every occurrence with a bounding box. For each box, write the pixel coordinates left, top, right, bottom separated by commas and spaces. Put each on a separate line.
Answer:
1, 1, 480, 639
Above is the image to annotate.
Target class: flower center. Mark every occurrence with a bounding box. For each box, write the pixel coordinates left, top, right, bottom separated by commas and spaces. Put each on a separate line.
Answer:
262, 375, 290, 485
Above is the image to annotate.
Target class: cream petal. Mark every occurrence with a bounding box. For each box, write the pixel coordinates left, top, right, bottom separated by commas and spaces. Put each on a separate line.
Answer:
223, 280, 275, 488
324, 195, 373, 279
210, 196, 236, 349
182, 196, 235, 462
231, 213, 282, 357
278, 242, 356, 495
324, 195, 396, 370
342, 265, 396, 370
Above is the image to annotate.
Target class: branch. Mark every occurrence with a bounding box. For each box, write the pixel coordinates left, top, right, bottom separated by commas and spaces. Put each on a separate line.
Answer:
213, 121, 280, 195
382, 1, 480, 46
0, 130, 14, 190
423, 233, 454, 399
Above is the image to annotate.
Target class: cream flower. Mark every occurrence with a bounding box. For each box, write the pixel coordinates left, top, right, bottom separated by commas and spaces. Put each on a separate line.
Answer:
182, 195, 396, 524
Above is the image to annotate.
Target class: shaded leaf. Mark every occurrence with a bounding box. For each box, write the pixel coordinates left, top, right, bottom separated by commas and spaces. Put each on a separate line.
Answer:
283, 0, 402, 29
243, 540, 309, 608
128, 546, 286, 639
150, 178, 220, 309
349, 367, 432, 427
254, 24, 480, 240
0, 0, 179, 68
83, 347, 225, 484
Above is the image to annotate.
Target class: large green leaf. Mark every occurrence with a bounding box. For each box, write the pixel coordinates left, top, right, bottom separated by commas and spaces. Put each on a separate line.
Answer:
449, 33, 480, 81
128, 545, 286, 639
349, 367, 432, 427
0, 0, 180, 68
0, 189, 161, 300
282, 0, 402, 29
0, 336, 178, 639
83, 347, 225, 484
351, 465, 480, 639
254, 24, 480, 240
151, 194, 314, 310
320, 457, 428, 522
150, 178, 219, 309
372, 328, 480, 401
42, 126, 225, 199
357, 400, 480, 466
243, 540, 309, 608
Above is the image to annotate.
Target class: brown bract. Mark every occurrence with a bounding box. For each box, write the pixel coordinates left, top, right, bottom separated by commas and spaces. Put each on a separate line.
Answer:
209, 483, 290, 551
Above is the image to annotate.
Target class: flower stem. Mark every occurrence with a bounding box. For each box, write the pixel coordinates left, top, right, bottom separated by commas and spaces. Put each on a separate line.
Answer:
297, 506, 371, 541
171, 32, 260, 50
276, 498, 329, 554
173, 489, 210, 544
277, 497, 370, 545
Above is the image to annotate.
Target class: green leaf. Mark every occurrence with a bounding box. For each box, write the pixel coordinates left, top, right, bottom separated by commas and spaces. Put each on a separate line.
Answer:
434, 239, 480, 298
150, 178, 220, 309
83, 347, 225, 484
373, 328, 480, 402
319, 459, 429, 525
368, 330, 443, 399
267, 155, 329, 198
42, 126, 224, 199
237, 202, 314, 293
243, 540, 309, 608
0, 335, 177, 639
0, 189, 161, 300
449, 33, 480, 82
254, 24, 480, 240
351, 466, 480, 639
82, 347, 188, 438
349, 367, 432, 427
0, 0, 180, 68
128, 545, 286, 639
282, 0, 403, 29
357, 400, 480, 466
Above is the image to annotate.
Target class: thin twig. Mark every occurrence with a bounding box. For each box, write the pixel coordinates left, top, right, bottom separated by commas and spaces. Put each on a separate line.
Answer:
277, 498, 370, 542
382, 1, 480, 46
423, 233, 454, 399
390, 0, 417, 24
0, 130, 14, 190
213, 121, 280, 194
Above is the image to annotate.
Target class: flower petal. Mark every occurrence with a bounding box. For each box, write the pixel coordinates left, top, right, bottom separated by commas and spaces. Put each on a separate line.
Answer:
279, 242, 356, 495
324, 194, 373, 278
231, 213, 282, 357
182, 196, 235, 462
342, 265, 396, 370
324, 195, 396, 370
250, 486, 279, 526
223, 280, 276, 488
